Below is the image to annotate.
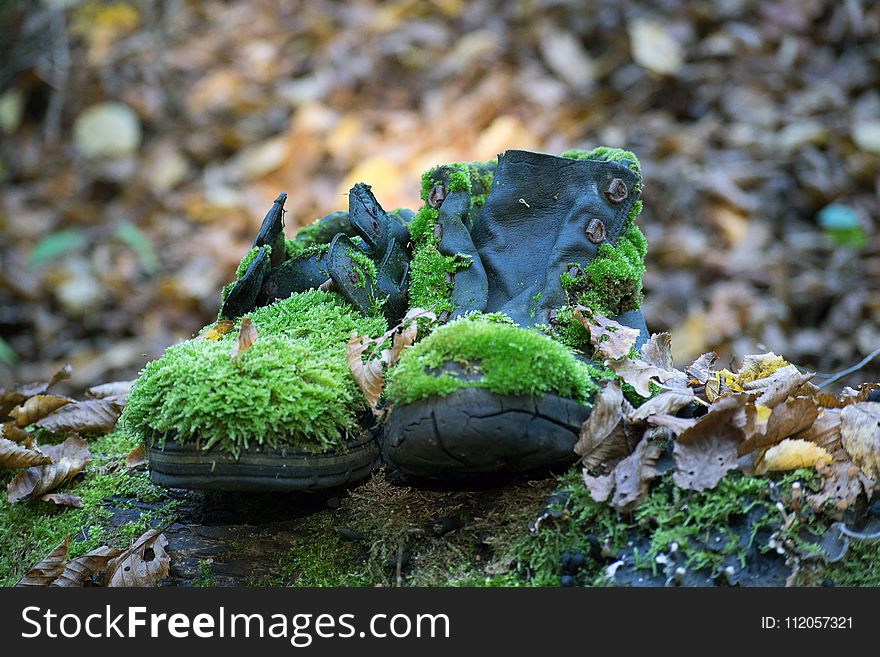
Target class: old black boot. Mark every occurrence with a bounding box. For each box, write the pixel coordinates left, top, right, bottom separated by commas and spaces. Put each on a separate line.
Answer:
382, 148, 651, 477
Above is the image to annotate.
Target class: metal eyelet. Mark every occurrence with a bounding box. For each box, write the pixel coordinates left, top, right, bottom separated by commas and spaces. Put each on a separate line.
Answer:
605, 178, 628, 203
428, 184, 447, 209
585, 218, 606, 244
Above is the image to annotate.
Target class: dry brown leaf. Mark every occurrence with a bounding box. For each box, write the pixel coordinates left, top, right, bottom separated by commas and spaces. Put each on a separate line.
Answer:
389, 308, 436, 364
647, 414, 697, 435
7, 433, 91, 503
738, 397, 819, 457
51, 546, 122, 587
15, 536, 69, 586
606, 357, 682, 398
0, 437, 51, 469
640, 332, 674, 369
11, 394, 75, 427
346, 332, 385, 415
628, 390, 695, 421
575, 381, 634, 470
574, 305, 639, 360
582, 470, 614, 502
755, 439, 833, 474
86, 381, 134, 400
608, 436, 664, 511
673, 396, 745, 491
686, 352, 717, 386
230, 317, 258, 359
106, 530, 170, 587
125, 445, 146, 468
1, 364, 72, 419
794, 407, 843, 457
840, 402, 880, 480
1, 421, 34, 446
200, 319, 235, 341
345, 310, 437, 418
40, 493, 84, 508
35, 398, 125, 435
808, 460, 875, 512
752, 367, 814, 407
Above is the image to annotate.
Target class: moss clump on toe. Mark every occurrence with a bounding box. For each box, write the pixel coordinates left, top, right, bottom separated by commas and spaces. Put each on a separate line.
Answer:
121, 290, 387, 456
385, 315, 601, 406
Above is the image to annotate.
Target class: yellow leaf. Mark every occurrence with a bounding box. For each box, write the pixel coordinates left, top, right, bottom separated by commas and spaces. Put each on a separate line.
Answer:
737, 352, 789, 385
755, 404, 772, 427
755, 439, 833, 475
200, 319, 235, 341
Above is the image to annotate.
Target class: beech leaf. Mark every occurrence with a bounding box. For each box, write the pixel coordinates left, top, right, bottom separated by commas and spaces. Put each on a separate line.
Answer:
608, 437, 664, 512
794, 407, 843, 457
200, 319, 235, 341
646, 414, 696, 435
574, 305, 639, 360
7, 433, 91, 503
639, 332, 674, 369
125, 445, 146, 468
230, 317, 258, 359
606, 357, 681, 398
1, 364, 72, 418
1, 421, 34, 445
808, 460, 875, 512
584, 437, 663, 511
11, 394, 75, 427
755, 439, 833, 474
685, 352, 717, 386
628, 390, 696, 421
346, 332, 385, 416
106, 530, 170, 587
0, 437, 51, 469
673, 396, 746, 491
737, 397, 819, 457
86, 381, 134, 400
35, 398, 124, 435
840, 402, 880, 480
752, 366, 814, 407
51, 546, 121, 587
582, 471, 614, 502
40, 492, 84, 508
15, 536, 70, 586
575, 381, 634, 470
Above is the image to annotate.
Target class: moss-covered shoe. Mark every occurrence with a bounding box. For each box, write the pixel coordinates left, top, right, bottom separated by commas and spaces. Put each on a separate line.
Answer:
121, 187, 406, 491
382, 148, 650, 477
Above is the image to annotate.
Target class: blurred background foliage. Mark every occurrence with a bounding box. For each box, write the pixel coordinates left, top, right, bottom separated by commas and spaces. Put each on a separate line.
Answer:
0, 0, 878, 392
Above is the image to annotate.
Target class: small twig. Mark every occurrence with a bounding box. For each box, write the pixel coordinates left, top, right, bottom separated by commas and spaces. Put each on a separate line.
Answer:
817, 345, 880, 389
395, 543, 404, 588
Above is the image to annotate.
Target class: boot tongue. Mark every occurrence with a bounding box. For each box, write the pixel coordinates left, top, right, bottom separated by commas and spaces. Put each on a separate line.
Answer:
470, 150, 639, 328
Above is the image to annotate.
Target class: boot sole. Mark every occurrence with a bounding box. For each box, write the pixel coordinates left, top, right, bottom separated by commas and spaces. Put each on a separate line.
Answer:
147, 431, 379, 492
382, 388, 591, 477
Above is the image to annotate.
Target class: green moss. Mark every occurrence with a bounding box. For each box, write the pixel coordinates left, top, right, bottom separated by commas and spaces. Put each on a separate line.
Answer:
487, 468, 826, 587
121, 290, 387, 456
0, 430, 172, 586
409, 161, 496, 314
386, 315, 600, 406
285, 238, 302, 259
345, 246, 377, 289
819, 541, 880, 586
235, 246, 269, 279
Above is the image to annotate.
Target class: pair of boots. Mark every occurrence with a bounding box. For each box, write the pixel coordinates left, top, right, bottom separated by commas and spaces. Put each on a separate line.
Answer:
120, 148, 650, 491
